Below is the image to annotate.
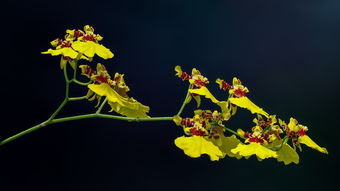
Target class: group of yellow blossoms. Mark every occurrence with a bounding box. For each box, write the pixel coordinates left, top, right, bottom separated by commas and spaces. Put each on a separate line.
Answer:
42, 25, 328, 165
173, 66, 328, 164
42, 25, 150, 118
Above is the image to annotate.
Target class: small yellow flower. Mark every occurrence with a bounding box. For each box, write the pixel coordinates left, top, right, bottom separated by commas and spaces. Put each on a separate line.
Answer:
216, 77, 268, 117
72, 25, 114, 59
173, 110, 242, 161
42, 25, 113, 67
42, 37, 80, 69
174, 66, 217, 107
232, 117, 299, 164
80, 63, 150, 117
283, 118, 328, 154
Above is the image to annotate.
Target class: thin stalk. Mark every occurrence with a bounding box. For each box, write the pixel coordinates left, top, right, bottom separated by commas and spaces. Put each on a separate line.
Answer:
69, 96, 88, 101
47, 66, 70, 122
96, 98, 108, 114
46, 98, 68, 122
176, 84, 192, 116
72, 79, 92, 86
72, 60, 78, 79
0, 114, 173, 146
0, 122, 47, 146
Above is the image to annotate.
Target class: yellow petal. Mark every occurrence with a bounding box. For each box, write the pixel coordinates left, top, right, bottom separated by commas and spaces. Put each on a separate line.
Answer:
298, 135, 328, 154
231, 143, 278, 160
189, 87, 219, 103
192, 95, 201, 108
216, 101, 235, 120
229, 97, 268, 117
72, 41, 96, 58
42, 48, 78, 59
174, 136, 223, 161
88, 83, 125, 106
72, 41, 113, 59
276, 144, 299, 165
174, 65, 183, 77
95, 43, 114, 59
88, 83, 150, 117
217, 135, 243, 159
108, 98, 150, 118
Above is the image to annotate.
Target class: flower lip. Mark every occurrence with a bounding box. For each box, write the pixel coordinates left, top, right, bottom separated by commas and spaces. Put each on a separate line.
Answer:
181, 118, 195, 127
233, 88, 247, 97
189, 128, 206, 136
83, 34, 97, 42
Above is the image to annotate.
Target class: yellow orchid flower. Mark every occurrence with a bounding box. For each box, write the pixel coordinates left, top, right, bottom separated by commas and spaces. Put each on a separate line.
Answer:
42, 25, 113, 65
173, 110, 243, 161
80, 63, 150, 118
284, 118, 328, 154
233, 116, 299, 165
72, 25, 114, 59
216, 77, 268, 117
42, 27, 93, 69
175, 66, 219, 107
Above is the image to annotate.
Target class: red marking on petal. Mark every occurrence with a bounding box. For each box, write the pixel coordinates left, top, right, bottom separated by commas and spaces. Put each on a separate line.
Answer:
181, 118, 195, 127
180, 72, 191, 80
114, 75, 121, 82
221, 80, 233, 91
248, 137, 264, 143
194, 79, 206, 87
95, 74, 109, 84
189, 128, 205, 136
60, 42, 72, 48
83, 66, 96, 76
233, 88, 247, 97
83, 35, 96, 42
244, 132, 251, 138
74, 30, 84, 37
297, 129, 306, 136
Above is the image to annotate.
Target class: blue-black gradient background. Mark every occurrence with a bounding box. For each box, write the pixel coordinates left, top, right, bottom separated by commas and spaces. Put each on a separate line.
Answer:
2, 0, 339, 190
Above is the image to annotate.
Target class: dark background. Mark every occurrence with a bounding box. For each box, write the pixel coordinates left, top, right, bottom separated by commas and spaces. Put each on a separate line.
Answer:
2, 0, 339, 190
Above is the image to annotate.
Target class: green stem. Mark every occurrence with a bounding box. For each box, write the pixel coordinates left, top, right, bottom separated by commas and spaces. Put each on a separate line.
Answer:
46, 98, 68, 122
0, 114, 173, 146
73, 60, 78, 79
51, 114, 173, 124
47, 66, 70, 122
0, 122, 47, 146
69, 96, 88, 101
72, 79, 92, 86
96, 98, 108, 114
176, 84, 192, 116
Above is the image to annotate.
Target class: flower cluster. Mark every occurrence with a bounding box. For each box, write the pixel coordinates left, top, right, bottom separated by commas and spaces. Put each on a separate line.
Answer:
42, 25, 114, 69
42, 25, 149, 118
40, 26, 327, 165
173, 66, 328, 164
79, 63, 150, 117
